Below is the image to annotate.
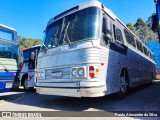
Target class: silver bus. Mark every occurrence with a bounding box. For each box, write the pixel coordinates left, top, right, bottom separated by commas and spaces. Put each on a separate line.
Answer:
36, 1, 156, 98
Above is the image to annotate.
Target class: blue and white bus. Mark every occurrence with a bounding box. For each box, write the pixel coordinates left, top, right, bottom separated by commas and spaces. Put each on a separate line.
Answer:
36, 1, 156, 98
0, 24, 20, 93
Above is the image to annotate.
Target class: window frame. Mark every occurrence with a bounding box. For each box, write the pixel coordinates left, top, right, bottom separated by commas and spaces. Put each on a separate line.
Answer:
113, 25, 124, 43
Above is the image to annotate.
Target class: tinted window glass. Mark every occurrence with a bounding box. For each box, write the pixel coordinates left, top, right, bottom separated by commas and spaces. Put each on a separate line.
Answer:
0, 27, 17, 42
124, 29, 136, 48
143, 46, 148, 55
0, 41, 19, 67
114, 26, 123, 43
136, 40, 143, 52
124, 29, 131, 44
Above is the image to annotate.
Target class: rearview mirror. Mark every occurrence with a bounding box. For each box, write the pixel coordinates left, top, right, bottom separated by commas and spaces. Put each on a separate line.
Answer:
102, 17, 108, 33
30, 52, 35, 61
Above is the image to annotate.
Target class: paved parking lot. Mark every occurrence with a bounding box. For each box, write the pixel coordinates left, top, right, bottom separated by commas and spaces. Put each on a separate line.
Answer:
0, 81, 160, 120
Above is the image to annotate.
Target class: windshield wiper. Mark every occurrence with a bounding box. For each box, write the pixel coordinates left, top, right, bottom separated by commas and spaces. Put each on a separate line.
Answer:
62, 22, 72, 46
60, 18, 65, 40
42, 43, 48, 52
54, 27, 59, 47
4, 68, 9, 72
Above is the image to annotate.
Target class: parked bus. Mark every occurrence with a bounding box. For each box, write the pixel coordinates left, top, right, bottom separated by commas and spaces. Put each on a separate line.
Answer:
36, 1, 156, 98
19, 45, 40, 91
0, 24, 20, 92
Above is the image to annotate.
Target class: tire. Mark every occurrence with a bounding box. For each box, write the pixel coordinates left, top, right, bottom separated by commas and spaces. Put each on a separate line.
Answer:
115, 70, 129, 99
23, 77, 34, 91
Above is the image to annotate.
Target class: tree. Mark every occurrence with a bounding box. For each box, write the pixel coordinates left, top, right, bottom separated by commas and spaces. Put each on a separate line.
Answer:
126, 18, 158, 44
19, 38, 42, 50
126, 23, 136, 33
134, 18, 148, 42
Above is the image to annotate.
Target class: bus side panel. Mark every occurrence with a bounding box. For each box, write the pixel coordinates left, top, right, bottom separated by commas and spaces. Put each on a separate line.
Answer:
127, 48, 143, 87
105, 48, 128, 95
127, 48, 154, 88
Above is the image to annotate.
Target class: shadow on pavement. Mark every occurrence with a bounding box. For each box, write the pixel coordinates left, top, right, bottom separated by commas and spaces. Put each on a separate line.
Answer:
0, 81, 159, 116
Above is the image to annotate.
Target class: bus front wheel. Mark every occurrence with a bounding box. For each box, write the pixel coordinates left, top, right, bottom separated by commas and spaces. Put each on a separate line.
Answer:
23, 77, 34, 91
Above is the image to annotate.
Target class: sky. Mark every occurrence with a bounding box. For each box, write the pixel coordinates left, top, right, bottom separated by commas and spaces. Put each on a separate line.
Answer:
0, 0, 156, 39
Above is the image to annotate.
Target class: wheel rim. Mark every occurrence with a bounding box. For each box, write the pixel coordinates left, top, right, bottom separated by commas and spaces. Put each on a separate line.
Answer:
120, 76, 127, 93
24, 79, 29, 90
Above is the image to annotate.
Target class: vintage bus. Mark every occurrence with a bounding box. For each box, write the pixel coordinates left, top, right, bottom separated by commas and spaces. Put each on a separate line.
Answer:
36, 1, 156, 98
0, 24, 20, 92
19, 45, 40, 91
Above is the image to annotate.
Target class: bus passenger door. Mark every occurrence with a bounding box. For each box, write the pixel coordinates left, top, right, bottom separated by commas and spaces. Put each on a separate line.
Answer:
28, 69, 36, 87
27, 50, 38, 87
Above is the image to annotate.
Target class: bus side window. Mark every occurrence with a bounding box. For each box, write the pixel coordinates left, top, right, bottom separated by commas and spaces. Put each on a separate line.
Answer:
143, 46, 148, 56
136, 40, 143, 53
140, 43, 143, 53
124, 29, 131, 44
114, 25, 124, 43
136, 40, 140, 51
150, 53, 153, 59
149, 52, 152, 59
131, 36, 136, 48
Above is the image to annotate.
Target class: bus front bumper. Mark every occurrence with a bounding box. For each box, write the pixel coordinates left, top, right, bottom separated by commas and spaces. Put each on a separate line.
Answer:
36, 81, 106, 97
0, 81, 19, 93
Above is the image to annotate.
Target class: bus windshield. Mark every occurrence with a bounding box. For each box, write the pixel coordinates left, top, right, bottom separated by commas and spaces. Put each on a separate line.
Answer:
44, 7, 100, 48
0, 41, 19, 70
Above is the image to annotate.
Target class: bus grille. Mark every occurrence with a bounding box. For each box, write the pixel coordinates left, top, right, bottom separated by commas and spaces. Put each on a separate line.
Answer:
45, 67, 70, 80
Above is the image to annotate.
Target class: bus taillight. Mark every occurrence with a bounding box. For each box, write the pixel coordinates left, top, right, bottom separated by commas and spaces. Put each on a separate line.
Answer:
89, 66, 95, 78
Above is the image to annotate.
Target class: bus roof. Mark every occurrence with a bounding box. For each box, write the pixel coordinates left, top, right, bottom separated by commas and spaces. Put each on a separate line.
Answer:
47, 0, 103, 26
22, 45, 41, 51
0, 24, 16, 31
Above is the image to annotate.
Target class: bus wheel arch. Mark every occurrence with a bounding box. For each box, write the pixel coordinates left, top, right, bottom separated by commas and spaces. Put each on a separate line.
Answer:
121, 68, 129, 86
21, 74, 33, 91
116, 68, 129, 98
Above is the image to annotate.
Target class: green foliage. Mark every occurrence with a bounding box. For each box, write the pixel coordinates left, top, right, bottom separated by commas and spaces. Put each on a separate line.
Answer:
126, 23, 136, 33
19, 38, 42, 50
126, 18, 158, 44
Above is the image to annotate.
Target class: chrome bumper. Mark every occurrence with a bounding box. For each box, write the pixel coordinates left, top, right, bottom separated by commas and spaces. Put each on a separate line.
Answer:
36, 81, 106, 97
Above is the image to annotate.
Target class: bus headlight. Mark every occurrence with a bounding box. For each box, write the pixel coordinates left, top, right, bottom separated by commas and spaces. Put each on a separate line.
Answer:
71, 67, 86, 78
38, 72, 40, 78
72, 69, 78, 77
37, 70, 45, 80
41, 72, 44, 78
78, 68, 84, 77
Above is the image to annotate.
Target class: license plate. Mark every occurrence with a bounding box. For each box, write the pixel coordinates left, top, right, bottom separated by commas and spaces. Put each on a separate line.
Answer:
6, 83, 13, 88
51, 71, 62, 77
